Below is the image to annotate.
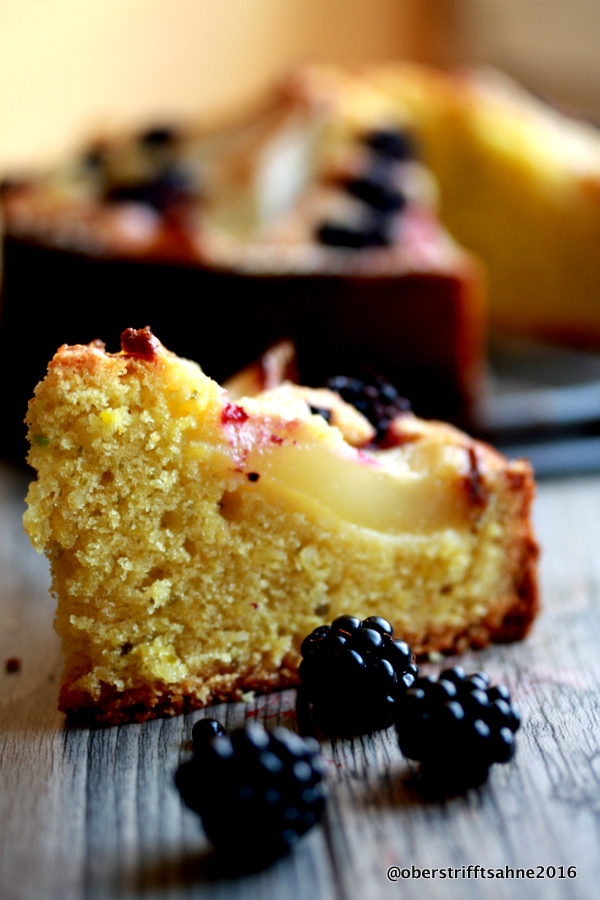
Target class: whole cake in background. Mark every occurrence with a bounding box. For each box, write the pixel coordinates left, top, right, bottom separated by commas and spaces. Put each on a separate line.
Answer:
0, 65, 487, 464
4, 60, 598, 465
23, 327, 538, 725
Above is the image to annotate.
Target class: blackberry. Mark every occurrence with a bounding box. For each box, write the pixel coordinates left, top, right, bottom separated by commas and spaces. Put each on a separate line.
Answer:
315, 126, 412, 251
175, 719, 327, 865
104, 165, 193, 213
396, 666, 521, 790
299, 615, 418, 735
363, 127, 415, 162
138, 125, 179, 149
315, 218, 391, 249
345, 168, 406, 213
309, 405, 332, 424
81, 142, 107, 173
325, 374, 411, 442
191, 716, 226, 751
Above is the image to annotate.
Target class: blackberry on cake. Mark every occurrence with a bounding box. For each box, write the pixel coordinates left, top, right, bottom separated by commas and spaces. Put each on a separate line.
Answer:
23, 327, 538, 724
314, 124, 409, 247
324, 373, 411, 443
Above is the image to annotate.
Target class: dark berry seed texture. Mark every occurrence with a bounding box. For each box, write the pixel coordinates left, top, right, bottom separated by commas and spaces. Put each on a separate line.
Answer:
396, 666, 521, 790
176, 719, 327, 864
299, 615, 417, 735
325, 374, 411, 442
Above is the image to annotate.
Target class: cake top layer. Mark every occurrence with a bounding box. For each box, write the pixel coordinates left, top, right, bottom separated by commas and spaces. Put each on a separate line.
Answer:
0, 64, 477, 275
25, 327, 520, 547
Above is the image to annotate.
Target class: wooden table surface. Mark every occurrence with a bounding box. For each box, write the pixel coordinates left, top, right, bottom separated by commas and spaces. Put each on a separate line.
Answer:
1, 458, 600, 900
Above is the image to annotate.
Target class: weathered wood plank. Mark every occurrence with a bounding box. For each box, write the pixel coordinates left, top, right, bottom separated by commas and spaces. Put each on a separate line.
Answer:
2, 462, 600, 899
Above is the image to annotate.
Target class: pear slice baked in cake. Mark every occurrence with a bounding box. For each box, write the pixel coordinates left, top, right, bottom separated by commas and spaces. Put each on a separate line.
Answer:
23, 328, 538, 724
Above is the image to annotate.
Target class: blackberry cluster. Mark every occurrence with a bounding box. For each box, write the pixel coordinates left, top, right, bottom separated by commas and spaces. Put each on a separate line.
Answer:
104, 167, 193, 214
83, 123, 195, 215
345, 159, 406, 215
362, 128, 415, 161
315, 126, 413, 250
299, 615, 418, 735
325, 373, 411, 442
396, 666, 521, 790
175, 719, 327, 864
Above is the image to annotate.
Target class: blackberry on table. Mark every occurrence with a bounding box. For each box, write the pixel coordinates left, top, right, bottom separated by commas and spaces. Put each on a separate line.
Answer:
299, 615, 418, 735
395, 666, 521, 790
325, 374, 411, 442
191, 716, 226, 752
175, 719, 327, 865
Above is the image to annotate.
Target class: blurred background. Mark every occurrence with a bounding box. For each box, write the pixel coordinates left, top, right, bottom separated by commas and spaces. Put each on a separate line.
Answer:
1, 0, 600, 169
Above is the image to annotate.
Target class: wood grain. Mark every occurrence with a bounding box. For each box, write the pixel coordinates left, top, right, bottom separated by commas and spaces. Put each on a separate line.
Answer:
1, 460, 600, 900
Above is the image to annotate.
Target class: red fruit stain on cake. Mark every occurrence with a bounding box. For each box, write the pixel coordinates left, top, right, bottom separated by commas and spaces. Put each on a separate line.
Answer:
5, 657, 21, 674
356, 449, 379, 466
120, 326, 161, 361
221, 402, 249, 426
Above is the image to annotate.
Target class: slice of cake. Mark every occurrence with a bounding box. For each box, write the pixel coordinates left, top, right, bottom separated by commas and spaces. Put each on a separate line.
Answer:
23, 327, 538, 725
